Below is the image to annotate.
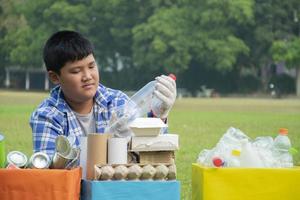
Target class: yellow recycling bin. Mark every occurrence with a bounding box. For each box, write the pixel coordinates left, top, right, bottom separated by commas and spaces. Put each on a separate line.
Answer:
192, 163, 300, 200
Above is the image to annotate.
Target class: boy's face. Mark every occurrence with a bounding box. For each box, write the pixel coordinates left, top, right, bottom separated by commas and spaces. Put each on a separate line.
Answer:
50, 54, 99, 105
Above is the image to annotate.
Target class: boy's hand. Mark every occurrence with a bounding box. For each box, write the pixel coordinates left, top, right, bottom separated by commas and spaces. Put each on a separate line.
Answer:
107, 113, 132, 138
153, 75, 177, 119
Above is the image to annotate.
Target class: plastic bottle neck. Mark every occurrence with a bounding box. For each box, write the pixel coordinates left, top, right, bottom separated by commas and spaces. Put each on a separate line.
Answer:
278, 128, 288, 136
168, 74, 176, 81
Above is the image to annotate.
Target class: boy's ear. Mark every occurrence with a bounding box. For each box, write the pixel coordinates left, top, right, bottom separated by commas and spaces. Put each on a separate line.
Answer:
48, 71, 60, 84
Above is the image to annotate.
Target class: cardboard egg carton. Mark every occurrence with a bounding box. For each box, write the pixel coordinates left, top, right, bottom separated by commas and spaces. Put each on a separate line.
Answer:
94, 163, 176, 181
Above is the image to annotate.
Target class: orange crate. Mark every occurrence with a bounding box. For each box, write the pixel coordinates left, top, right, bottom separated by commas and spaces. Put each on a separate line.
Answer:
0, 167, 81, 200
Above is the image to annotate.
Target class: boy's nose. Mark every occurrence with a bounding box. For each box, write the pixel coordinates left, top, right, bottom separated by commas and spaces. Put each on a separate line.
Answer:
82, 70, 92, 81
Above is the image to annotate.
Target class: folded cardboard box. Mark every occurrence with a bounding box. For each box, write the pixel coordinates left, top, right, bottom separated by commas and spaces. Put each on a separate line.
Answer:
131, 134, 179, 151
139, 151, 175, 164
192, 163, 300, 200
81, 180, 180, 200
129, 118, 167, 137
0, 167, 81, 200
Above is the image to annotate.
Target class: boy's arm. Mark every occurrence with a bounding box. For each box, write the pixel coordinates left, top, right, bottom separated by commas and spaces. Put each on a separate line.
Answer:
30, 110, 63, 157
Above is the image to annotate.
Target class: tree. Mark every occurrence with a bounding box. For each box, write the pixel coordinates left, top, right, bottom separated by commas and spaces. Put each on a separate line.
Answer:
0, 0, 28, 67
132, 0, 254, 76
272, 37, 300, 96
237, 0, 300, 95
1, 0, 90, 68
269, 1, 300, 96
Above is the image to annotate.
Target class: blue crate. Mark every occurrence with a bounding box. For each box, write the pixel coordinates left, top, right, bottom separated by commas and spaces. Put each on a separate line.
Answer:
81, 180, 180, 200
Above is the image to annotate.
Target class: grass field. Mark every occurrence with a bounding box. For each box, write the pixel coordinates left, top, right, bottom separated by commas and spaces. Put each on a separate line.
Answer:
1, 90, 300, 199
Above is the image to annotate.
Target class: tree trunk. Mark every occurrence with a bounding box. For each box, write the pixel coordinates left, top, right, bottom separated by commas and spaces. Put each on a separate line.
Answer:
297, 68, 300, 97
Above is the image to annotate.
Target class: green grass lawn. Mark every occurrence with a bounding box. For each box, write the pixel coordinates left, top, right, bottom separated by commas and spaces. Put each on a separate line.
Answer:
1, 90, 300, 200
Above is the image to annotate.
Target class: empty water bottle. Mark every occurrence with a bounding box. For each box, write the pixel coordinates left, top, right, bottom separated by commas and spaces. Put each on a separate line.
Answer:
253, 136, 278, 167
197, 149, 211, 165
226, 149, 241, 167
240, 139, 264, 168
215, 127, 248, 157
212, 156, 225, 167
105, 74, 175, 136
131, 74, 176, 117
274, 128, 291, 150
272, 128, 293, 168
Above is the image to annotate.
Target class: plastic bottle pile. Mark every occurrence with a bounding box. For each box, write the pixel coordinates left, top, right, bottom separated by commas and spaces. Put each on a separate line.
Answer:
197, 127, 296, 168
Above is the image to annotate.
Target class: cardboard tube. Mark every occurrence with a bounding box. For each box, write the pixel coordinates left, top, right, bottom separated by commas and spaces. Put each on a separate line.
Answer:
86, 133, 109, 180
108, 137, 128, 164
80, 136, 88, 179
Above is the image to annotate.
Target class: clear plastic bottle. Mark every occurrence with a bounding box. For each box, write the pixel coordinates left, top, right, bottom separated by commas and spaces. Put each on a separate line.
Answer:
105, 74, 175, 136
197, 149, 211, 165
200, 127, 247, 168
211, 150, 241, 168
130, 74, 176, 117
274, 128, 291, 150
240, 139, 264, 168
212, 156, 225, 167
226, 149, 241, 167
273, 128, 293, 168
253, 136, 278, 168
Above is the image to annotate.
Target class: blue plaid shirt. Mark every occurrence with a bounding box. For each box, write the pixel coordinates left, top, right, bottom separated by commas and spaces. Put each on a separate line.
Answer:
30, 84, 129, 157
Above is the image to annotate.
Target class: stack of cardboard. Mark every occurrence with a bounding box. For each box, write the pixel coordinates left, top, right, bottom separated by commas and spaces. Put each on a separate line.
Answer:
129, 118, 179, 164
81, 117, 181, 200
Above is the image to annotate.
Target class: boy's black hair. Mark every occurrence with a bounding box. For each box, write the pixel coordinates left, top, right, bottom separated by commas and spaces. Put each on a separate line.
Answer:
43, 30, 94, 74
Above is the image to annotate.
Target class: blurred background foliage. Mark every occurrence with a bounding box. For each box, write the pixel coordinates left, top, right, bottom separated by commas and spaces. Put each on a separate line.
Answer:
0, 0, 300, 96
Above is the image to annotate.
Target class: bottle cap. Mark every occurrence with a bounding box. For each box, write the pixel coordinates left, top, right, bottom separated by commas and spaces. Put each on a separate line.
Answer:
168, 74, 177, 81
279, 128, 288, 136
212, 157, 224, 167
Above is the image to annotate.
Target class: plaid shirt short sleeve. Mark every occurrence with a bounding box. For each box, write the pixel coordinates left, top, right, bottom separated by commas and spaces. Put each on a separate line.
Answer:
30, 84, 130, 157
30, 106, 65, 156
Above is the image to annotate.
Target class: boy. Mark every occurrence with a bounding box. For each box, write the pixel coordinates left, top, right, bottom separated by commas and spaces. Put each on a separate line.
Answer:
30, 30, 176, 157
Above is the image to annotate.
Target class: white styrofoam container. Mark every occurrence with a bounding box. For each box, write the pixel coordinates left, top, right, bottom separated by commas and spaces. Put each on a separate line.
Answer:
129, 118, 167, 137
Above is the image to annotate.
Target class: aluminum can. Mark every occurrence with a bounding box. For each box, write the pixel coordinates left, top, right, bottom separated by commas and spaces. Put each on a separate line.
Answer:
51, 147, 79, 169
0, 134, 5, 168
51, 135, 76, 169
7, 151, 28, 168
28, 152, 51, 169
55, 135, 71, 156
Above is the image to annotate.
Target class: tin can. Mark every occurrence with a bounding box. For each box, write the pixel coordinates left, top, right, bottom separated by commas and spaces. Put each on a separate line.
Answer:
50, 135, 76, 169
56, 135, 71, 156
65, 148, 80, 169
51, 147, 78, 169
0, 134, 5, 168
51, 152, 70, 169
7, 151, 28, 168
28, 152, 51, 169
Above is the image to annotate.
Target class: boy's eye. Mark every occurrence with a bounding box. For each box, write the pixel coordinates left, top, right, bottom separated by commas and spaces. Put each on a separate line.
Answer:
70, 69, 80, 74
89, 64, 96, 69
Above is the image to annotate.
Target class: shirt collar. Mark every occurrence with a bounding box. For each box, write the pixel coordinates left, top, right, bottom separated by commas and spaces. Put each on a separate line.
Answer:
50, 86, 71, 113
51, 84, 110, 113
94, 84, 110, 109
